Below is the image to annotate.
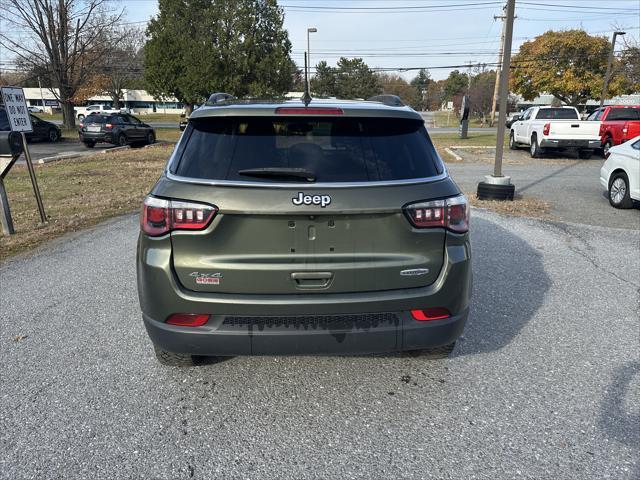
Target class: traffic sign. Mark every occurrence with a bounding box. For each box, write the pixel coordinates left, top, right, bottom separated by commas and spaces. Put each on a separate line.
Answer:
1, 87, 33, 133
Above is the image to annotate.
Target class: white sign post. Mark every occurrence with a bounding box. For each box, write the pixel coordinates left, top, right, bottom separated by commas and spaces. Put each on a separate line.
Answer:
1, 86, 47, 224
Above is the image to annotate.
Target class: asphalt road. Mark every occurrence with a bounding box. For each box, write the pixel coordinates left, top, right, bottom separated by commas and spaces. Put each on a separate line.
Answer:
1, 210, 638, 479
18, 140, 114, 163
446, 149, 640, 230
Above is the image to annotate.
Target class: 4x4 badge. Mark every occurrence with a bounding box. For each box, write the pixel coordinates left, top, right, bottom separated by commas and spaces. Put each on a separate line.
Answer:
292, 192, 331, 208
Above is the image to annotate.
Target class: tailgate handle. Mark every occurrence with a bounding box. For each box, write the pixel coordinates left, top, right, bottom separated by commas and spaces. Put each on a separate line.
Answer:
291, 272, 333, 289
571, 124, 579, 127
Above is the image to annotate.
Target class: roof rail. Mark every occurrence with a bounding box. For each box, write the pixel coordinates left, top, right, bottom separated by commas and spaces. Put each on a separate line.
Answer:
367, 95, 404, 107
206, 92, 236, 105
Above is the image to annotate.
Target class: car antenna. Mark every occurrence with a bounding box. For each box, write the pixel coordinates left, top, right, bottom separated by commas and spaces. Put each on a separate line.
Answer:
302, 52, 312, 107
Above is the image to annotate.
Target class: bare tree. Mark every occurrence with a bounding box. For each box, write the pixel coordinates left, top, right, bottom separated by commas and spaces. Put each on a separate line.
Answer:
0, 0, 123, 127
99, 25, 145, 109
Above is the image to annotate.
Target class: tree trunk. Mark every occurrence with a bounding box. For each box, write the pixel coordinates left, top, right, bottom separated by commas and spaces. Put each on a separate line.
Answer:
113, 96, 121, 109
61, 102, 76, 129
185, 103, 194, 115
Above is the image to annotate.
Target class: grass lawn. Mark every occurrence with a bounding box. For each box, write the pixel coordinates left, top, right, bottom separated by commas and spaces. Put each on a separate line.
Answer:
432, 111, 492, 128
0, 145, 171, 259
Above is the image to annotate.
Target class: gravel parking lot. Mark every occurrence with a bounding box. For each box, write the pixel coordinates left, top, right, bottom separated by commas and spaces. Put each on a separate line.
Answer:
1, 210, 638, 479
446, 147, 640, 230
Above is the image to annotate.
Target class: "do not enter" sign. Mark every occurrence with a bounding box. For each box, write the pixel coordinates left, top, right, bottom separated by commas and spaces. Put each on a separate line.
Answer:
1, 87, 33, 133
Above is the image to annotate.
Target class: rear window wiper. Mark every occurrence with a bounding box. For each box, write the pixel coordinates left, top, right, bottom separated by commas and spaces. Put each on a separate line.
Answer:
237, 168, 316, 182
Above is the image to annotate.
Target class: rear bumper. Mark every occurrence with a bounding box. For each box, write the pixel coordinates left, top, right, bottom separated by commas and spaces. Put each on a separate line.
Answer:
137, 232, 472, 355
79, 132, 114, 143
143, 309, 469, 355
540, 138, 601, 149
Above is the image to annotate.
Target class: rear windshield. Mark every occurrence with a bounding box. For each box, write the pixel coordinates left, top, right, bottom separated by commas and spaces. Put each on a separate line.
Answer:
535, 108, 578, 120
606, 108, 640, 121
171, 116, 443, 183
84, 115, 111, 124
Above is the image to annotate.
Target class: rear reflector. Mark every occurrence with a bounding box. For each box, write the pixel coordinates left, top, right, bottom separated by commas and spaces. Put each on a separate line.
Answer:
275, 107, 343, 115
166, 313, 210, 327
404, 195, 469, 233
141, 196, 217, 236
411, 308, 451, 321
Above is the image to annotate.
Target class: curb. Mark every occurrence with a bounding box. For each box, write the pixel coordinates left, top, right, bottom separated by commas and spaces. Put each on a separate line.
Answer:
444, 148, 463, 162
36, 152, 86, 164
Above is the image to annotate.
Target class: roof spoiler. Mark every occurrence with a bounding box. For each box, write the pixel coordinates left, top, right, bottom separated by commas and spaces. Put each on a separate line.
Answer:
367, 95, 404, 107
206, 92, 236, 105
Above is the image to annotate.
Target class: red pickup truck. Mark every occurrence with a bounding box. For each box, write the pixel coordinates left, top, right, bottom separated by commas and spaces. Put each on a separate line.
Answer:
587, 105, 640, 155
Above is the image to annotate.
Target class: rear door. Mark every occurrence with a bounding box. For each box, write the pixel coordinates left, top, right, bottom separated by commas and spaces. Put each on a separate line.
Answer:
164, 114, 453, 295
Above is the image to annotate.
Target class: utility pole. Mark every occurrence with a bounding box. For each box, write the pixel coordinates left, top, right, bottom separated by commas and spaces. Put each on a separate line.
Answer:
489, 6, 507, 127
476, 0, 516, 201
600, 31, 625, 107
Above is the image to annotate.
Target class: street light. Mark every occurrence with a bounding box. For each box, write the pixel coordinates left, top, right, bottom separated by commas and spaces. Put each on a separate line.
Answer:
307, 27, 317, 93
600, 31, 625, 108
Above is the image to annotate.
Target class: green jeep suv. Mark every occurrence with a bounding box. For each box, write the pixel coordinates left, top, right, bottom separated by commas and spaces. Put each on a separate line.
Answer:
137, 97, 472, 366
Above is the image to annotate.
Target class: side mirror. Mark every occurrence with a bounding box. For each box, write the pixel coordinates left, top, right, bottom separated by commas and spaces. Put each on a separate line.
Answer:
0, 131, 24, 157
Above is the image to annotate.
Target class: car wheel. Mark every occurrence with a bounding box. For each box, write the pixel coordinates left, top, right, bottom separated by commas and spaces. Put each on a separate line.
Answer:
603, 138, 613, 157
530, 134, 543, 158
609, 172, 633, 209
83, 141, 95, 148
153, 345, 195, 367
146, 131, 155, 145
578, 149, 593, 160
78, 114, 85, 121
509, 131, 517, 150
117, 133, 128, 147
48, 128, 60, 142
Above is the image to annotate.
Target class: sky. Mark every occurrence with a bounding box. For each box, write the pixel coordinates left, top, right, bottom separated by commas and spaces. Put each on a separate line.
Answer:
120, 0, 640, 81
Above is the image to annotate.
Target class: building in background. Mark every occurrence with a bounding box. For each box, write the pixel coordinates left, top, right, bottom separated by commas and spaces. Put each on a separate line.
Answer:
22, 88, 183, 114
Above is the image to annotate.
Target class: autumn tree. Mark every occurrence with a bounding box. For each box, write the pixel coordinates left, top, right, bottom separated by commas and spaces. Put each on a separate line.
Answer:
0, 0, 123, 128
618, 44, 640, 94
468, 70, 496, 124
377, 73, 420, 108
144, 0, 294, 113
510, 30, 625, 106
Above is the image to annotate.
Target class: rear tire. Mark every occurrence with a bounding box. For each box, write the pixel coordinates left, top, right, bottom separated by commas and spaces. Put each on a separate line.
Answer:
83, 141, 95, 148
609, 172, 633, 209
603, 138, 613, 157
153, 345, 195, 367
117, 133, 128, 147
509, 131, 517, 150
530, 134, 543, 158
146, 131, 155, 145
48, 128, 60, 142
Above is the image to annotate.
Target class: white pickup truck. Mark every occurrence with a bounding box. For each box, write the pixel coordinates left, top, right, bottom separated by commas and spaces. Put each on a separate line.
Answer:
509, 106, 601, 159
73, 104, 129, 120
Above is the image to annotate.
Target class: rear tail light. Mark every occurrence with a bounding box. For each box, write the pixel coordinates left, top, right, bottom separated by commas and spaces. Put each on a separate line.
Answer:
275, 107, 343, 115
404, 195, 469, 233
622, 126, 628, 134
411, 308, 451, 321
79, 122, 84, 128
105, 123, 113, 130
166, 313, 210, 327
543, 123, 550, 136
141, 196, 217, 236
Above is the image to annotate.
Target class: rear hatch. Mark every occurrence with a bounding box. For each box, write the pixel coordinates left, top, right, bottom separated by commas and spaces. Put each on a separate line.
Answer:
161, 112, 458, 295
81, 114, 111, 133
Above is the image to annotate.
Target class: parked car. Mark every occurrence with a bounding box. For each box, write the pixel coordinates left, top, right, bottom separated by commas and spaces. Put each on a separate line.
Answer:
78, 113, 155, 148
0, 108, 61, 142
28, 106, 44, 113
587, 105, 640, 156
74, 104, 129, 121
505, 112, 522, 129
600, 135, 640, 209
137, 97, 472, 366
509, 106, 601, 159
